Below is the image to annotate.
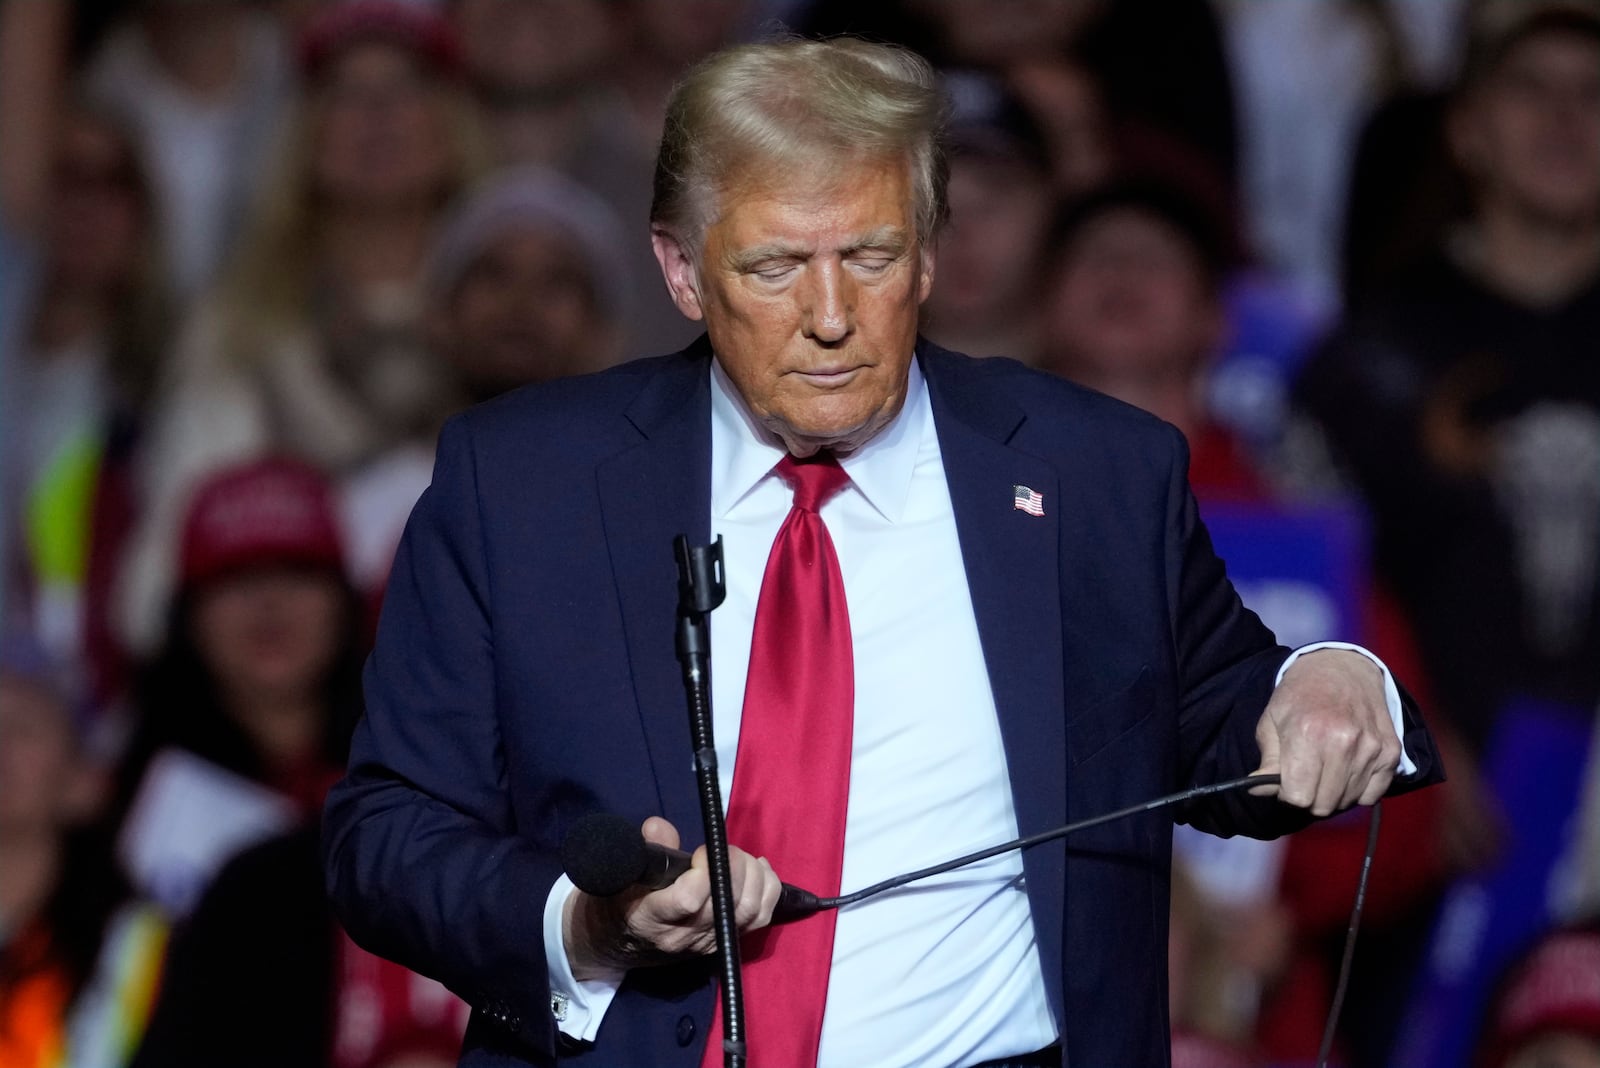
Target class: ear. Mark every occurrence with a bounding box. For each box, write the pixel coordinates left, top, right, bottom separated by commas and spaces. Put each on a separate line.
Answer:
651, 226, 705, 322
916, 243, 937, 304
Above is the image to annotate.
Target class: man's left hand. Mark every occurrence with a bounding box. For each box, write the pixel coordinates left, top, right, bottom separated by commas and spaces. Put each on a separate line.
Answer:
1250, 649, 1401, 817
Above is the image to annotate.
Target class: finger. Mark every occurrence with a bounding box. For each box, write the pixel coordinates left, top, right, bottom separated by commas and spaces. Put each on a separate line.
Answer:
732, 855, 779, 931
1326, 717, 1393, 814
729, 851, 768, 931
1250, 716, 1283, 797
641, 816, 681, 850
653, 849, 710, 921
1336, 722, 1392, 809
1356, 725, 1402, 806
1357, 765, 1395, 807
1316, 727, 1361, 814
754, 857, 781, 927
1276, 723, 1325, 812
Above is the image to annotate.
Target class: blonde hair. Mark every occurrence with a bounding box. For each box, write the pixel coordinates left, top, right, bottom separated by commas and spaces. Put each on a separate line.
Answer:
651, 36, 949, 250
213, 68, 488, 367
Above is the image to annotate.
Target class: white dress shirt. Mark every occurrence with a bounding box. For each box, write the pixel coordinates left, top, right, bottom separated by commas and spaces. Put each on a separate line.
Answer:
542, 356, 1412, 1064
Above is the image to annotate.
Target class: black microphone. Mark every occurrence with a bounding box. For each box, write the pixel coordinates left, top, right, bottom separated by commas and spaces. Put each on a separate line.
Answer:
560, 812, 823, 922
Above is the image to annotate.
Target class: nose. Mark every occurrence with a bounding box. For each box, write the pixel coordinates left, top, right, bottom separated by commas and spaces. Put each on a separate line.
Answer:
801, 259, 853, 344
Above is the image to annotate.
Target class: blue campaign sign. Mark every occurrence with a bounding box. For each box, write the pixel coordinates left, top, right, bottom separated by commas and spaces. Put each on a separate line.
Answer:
1199, 501, 1369, 649
1391, 701, 1597, 1068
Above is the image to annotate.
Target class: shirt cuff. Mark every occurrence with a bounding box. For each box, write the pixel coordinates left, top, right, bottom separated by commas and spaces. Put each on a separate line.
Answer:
1274, 641, 1418, 776
543, 873, 625, 1042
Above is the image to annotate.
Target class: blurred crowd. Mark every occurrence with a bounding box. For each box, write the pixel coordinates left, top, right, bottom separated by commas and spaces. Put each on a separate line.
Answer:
1, 1, 1597, 1066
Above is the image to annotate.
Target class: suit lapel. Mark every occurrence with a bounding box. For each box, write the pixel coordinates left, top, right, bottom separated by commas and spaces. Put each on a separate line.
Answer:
596, 345, 714, 842
921, 344, 1070, 1014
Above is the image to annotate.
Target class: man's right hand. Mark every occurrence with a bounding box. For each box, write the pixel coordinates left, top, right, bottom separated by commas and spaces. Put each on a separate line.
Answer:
562, 816, 783, 981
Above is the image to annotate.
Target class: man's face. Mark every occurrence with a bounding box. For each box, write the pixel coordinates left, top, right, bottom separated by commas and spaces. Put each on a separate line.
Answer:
653, 156, 934, 457
1454, 31, 1600, 224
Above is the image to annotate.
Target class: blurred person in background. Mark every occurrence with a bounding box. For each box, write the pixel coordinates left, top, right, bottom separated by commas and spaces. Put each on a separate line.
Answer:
343, 165, 632, 601
799, 0, 1234, 198
1297, 2, 1600, 756
1037, 181, 1263, 501
609, 0, 754, 143
917, 0, 1238, 191
449, 0, 697, 360
81, 0, 292, 300
920, 72, 1057, 364
130, 824, 469, 1068
117, 0, 486, 657
449, 0, 617, 170
0, 635, 165, 1068
1039, 179, 1476, 1066
608, 0, 758, 357
426, 166, 629, 400
124, 460, 468, 1068
1219, 0, 1453, 314
1004, 54, 1113, 201
1, 102, 172, 710
116, 458, 363, 826
1474, 920, 1600, 1068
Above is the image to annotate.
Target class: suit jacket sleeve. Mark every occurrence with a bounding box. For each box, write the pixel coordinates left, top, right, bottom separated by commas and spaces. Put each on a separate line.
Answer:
1159, 424, 1442, 837
323, 416, 561, 1056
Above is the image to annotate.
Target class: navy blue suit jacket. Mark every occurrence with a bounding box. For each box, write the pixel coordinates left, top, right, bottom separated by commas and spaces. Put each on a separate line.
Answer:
323, 338, 1440, 1067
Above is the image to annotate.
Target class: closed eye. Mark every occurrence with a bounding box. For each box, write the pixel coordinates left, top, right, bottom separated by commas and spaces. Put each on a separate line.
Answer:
753, 263, 799, 281
849, 256, 895, 274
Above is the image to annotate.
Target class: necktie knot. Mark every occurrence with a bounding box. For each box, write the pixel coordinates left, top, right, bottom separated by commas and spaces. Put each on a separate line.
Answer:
777, 453, 849, 513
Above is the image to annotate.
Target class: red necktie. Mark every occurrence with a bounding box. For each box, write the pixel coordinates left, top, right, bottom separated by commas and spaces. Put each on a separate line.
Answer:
701, 452, 854, 1068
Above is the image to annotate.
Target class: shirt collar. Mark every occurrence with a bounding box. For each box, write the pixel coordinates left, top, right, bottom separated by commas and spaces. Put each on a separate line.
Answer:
710, 354, 928, 524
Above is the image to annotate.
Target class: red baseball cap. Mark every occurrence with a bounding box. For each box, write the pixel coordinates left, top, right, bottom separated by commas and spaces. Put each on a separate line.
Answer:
180, 458, 346, 589
1482, 928, 1600, 1067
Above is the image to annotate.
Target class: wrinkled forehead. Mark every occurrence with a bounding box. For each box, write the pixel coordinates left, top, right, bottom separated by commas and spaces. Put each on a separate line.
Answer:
695, 149, 921, 249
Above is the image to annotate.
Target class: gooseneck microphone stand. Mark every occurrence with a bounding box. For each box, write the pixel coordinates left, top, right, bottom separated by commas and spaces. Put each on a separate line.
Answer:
672, 534, 744, 1068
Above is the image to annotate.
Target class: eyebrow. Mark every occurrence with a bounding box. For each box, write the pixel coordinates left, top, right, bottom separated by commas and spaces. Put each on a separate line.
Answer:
845, 226, 910, 256
725, 226, 911, 273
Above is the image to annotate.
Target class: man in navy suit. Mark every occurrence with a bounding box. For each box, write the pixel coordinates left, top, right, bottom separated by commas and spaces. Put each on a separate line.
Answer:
324, 37, 1440, 1068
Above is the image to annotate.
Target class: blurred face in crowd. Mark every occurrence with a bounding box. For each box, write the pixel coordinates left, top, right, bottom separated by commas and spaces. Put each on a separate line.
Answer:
437, 226, 618, 397
192, 567, 346, 710
1453, 30, 1600, 226
1043, 206, 1221, 382
47, 113, 149, 294
453, 0, 613, 95
926, 152, 1053, 331
1008, 59, 1113, 198
312, 42, 456, 209
654, 155, 934, 457
0, 676, 94, 837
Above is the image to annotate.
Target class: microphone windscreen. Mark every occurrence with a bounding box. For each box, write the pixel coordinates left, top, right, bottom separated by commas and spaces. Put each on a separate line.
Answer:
561, 812, 650, 897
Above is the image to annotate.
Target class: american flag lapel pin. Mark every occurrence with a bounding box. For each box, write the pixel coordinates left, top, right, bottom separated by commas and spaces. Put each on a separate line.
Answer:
1012, 484, 1044, 517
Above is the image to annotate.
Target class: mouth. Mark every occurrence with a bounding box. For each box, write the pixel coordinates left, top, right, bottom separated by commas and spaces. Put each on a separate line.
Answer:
789, 365, 865, 388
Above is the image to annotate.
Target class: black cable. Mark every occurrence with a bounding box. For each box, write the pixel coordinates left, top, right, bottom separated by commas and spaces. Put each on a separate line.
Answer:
1315, 800, 1382, 1068
819, 773, 1282, 910
809, 772, 1380, 1068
